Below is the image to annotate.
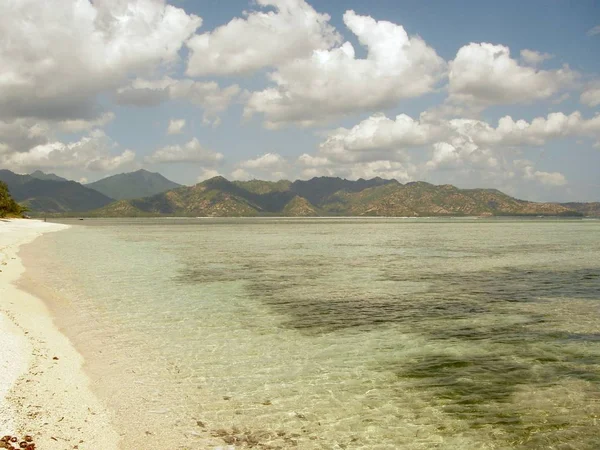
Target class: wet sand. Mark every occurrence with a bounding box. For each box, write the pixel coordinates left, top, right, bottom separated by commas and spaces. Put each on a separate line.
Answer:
0, 219, 118, 450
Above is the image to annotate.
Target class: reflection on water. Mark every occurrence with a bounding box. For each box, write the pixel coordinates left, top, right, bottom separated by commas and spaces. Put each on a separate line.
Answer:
23, 218, 600, 449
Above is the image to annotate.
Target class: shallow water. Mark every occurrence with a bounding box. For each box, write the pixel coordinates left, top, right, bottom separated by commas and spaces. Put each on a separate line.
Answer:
23, 218, 600, 449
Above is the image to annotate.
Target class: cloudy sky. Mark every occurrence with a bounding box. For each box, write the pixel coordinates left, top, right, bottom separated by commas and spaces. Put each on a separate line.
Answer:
1, 0, 599, 201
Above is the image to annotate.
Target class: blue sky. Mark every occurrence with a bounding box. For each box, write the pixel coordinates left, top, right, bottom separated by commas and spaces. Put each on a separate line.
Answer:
1, 0, 599, 201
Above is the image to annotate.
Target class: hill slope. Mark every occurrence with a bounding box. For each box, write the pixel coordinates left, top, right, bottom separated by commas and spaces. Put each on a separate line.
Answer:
0, 170, 114, 213
87, 169, 181, 200
90, 176, 582, 217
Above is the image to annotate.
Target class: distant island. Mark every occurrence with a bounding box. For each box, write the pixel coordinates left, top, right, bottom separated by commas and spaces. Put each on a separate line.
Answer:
0, 169, 598, 218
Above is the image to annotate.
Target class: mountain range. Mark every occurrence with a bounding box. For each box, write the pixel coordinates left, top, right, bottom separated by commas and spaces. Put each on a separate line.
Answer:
91, 176, 590, 218
0, 169, 597, 217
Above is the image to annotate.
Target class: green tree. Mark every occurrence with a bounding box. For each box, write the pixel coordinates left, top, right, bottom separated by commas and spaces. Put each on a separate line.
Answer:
0, 181, 23, 217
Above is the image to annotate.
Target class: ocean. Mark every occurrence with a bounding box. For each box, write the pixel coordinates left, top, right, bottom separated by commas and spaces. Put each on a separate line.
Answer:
21, 218, 600, 449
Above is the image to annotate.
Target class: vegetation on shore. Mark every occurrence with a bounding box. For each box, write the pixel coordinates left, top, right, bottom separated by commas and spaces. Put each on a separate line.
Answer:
0, 181, 24, 218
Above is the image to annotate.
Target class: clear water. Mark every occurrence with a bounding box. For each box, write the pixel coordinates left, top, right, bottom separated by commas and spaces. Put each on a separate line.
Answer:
22, 218, 600, 449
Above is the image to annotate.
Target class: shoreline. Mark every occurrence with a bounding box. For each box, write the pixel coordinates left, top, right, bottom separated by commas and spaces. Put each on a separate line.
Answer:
0, 219, 119, 450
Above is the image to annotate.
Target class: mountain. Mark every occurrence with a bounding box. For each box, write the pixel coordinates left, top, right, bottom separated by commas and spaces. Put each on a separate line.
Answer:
93, 176, 298, 217
0, 180, 23, 217
89, 176, 584, 218
559, 202, 600, 217
29, 170, 69, 182
0, 170, 113, 213
86, 169, 181, 200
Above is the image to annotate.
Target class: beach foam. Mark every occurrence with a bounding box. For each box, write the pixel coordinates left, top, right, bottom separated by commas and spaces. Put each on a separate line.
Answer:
0, 219, 118, 450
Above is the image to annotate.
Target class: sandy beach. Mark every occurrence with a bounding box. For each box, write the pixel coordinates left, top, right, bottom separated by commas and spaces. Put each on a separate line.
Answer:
0, 219, 118, 450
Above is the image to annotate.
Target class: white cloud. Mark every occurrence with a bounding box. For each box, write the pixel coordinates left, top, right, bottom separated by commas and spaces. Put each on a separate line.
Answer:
186, 0, 340, 76
449, 43, 576, 106
343, 160, 415, 181
0, 0, 201, 121
87, 150, 136, 172
146, 138, 224, 164
425, 139, 498, 171
580, 82, 600, 107
318, 114, 439, 163
0, 130, 135, 172
587, 25, 600, 37
516, 160, 567, 186
237, 152, 290, 180
298, 109, 600, 187
244, 10, 446, 128
230, 168, 251, 181
297, 155, 415, 182
197, 168, 222, 182
116, 77, 240, 125
241, 153, 287, 170
0, 113, 117, 163
57, 112, 116, 134
167, 119, 186, 135
0, 119, 52, 153
520, 49, 553, 66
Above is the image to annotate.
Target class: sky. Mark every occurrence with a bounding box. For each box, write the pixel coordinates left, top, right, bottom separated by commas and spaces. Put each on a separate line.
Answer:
0, 0, 599, 202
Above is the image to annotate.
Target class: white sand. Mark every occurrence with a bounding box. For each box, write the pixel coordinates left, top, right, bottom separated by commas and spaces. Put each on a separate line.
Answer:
0, 219, 119, 449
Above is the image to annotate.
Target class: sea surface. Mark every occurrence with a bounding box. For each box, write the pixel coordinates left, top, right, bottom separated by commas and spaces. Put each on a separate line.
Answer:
21, 218, 600, 449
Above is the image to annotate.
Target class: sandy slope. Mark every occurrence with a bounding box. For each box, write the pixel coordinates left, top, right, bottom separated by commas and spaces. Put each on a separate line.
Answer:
0, 219, 119, 450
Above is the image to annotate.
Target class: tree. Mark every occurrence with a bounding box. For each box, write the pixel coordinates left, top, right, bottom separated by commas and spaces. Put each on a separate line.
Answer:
0, 180, 23, 217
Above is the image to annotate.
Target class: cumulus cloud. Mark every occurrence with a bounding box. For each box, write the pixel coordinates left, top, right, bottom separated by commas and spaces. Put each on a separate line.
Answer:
449, 43, 576, 106
318, 114, 439, 163
580, 82, 600, 107
425, 140, 498, 171
186, 0, 340, 76
57, 113, 116, 134
197, 168, 222, 182
244, 10, 446, 128
0, 119, 52, 154
146, 138, 224, 164
0, 112, 117, 166
520, 49, 553, 66
298, 109, 599, 187
297, 155, 415, 182
515, 160, 567, 186
237, 152, 290, 180
0, 0, 201, 121
116, 77, 240, 125
241, 153, 287, 170
230, 168, 252, 181
0, 130, 135, 172
167, 119, 186, 135
587, 25, 600, 37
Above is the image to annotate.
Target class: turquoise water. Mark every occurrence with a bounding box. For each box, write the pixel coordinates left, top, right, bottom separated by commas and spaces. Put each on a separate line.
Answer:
23, 218, 600, 449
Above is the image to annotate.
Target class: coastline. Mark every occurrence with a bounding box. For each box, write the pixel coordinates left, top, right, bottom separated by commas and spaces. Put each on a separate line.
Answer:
0, 219, 119, 450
